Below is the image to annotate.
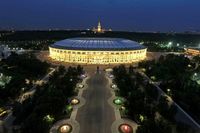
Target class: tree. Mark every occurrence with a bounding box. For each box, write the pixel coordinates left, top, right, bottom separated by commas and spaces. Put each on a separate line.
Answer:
145, 83, 159, 101
128, 65, 134, 74
136, 118, 172, 133
57, 65, 66, 75
158, 96, 177, 122
77, 65, 84, 75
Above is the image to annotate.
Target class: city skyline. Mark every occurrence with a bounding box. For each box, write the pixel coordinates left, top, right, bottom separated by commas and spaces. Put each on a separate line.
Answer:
0, 0, 200, 32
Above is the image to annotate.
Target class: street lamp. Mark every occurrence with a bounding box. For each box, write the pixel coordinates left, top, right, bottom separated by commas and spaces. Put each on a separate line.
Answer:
111, 84, 117, 89
58, 124, 72, 133
119, 124, 133, 133
70, 98, 80, 105
78, 84, 84, 88
167, 89, 171, 96
114, 97, 123, 105
188, 64, 191, 68
194, 73, 197, 77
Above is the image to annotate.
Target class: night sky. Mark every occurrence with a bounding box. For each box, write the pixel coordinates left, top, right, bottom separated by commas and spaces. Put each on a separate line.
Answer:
0, 0, 200, 32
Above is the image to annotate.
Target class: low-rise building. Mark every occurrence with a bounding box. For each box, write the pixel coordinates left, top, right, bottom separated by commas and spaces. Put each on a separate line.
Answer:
185, 48, 200, 56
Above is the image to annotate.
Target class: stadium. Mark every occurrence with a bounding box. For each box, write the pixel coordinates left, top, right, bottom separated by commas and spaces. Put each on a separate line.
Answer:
49, 38, 147, 64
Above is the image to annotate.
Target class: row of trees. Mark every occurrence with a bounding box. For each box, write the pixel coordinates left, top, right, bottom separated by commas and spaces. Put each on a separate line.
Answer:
139, 54, 200, 124
1, 40, 53, 50
0, 52, 50, 106
144, 43, 184, 52
113, 65, 191, 133
1, 31, 200, 45
13, 65, 84, 133
1, 31, 200, 51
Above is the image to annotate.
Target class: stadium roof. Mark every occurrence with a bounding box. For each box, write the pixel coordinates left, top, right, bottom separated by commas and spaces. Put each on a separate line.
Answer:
50, 37, 145, 51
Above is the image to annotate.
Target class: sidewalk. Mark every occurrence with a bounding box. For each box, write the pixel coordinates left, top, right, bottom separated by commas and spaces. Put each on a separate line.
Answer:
106, 72, 138, 133
50, 74, 90, 133
2, 67, 57, 133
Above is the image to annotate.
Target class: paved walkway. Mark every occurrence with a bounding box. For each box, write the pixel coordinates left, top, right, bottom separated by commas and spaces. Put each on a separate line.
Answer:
50, 70, 138, 133
106, 73, 138, 133
2, 68, 56, 133
50, 73, 89, 133
76, 71, 115, 133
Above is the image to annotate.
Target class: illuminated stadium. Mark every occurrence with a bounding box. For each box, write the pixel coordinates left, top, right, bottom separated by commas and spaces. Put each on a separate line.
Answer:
49, 38, 147, 64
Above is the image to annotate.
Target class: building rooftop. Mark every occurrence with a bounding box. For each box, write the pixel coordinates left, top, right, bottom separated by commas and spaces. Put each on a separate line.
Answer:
50, 37, 145, 51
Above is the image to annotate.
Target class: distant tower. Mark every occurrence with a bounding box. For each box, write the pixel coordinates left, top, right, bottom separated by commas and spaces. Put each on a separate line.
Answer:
97, 21, 102, 32
92, 20, 105, 33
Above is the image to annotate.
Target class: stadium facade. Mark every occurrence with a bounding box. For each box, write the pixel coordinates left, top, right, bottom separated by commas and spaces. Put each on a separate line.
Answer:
49, 38, 147, 64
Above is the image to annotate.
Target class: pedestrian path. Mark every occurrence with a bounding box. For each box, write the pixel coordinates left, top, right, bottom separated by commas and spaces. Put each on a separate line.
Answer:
50, 74, 89, 133
76, 71, 115, 133
106, 73, 138, 133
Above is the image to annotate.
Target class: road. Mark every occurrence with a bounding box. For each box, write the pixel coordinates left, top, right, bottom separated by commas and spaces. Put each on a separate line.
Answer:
17, 68, 56, 103
76, 71, 115, 133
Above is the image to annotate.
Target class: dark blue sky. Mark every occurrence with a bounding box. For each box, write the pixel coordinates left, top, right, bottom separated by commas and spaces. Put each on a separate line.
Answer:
0, 0, 200, 32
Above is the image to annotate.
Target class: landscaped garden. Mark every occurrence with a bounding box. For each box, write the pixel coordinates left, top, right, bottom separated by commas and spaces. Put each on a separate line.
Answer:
112, 65, 193, 133
12, 65, 84, 133
138, 54, 200, 124
0, 52, 50, 107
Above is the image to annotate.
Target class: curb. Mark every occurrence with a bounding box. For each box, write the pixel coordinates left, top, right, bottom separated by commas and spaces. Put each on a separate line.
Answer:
50, 74, 90, 133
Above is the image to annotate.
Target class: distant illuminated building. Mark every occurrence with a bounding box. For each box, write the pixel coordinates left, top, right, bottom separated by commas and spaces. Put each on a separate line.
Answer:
49, 37, 147, 64
92, 21, 110, 33
97, 21, 102, 32
0, 45, 11, 59
185, 48, 200, 56
108, 28, 112, 32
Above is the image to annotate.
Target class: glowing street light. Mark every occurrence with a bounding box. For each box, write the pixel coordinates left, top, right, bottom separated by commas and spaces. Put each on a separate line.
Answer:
43, 115, 54, 123
119, 124, 133, 133
167, 41, 173, 47
167, 88, 172, 96
188, 64, 192, 68
168, 42, 172, 45
58, 124, 72, 133
80, 74, 86, 78
70, 98, 80, 105
114, 97, 124, 105
194, 73, 197, 76
111, 84, 117, 89
120, 106, 126, 111
78, 84, 84, 88
109, 74, 114, 78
